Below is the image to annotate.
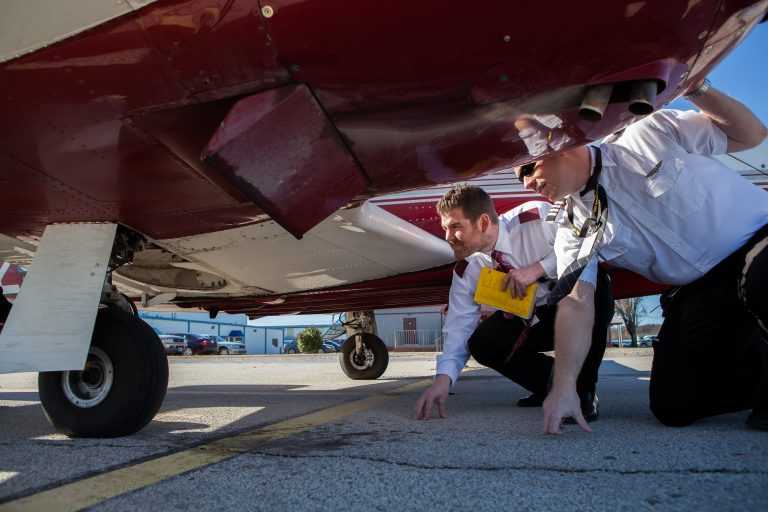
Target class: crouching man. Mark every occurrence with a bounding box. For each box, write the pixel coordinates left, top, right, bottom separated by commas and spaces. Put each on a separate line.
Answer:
414, 184, 613, 427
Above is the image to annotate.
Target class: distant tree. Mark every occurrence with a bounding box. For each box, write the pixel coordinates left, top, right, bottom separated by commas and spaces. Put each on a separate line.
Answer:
297, 327, 323, 353
615, 298, 648, 348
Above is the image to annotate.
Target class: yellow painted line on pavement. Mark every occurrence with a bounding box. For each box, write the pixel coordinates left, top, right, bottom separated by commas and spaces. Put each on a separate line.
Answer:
0, 378, 433, 512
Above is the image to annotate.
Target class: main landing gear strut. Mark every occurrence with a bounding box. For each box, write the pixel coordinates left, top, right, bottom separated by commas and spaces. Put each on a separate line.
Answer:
35, 228, 169, 438
1, 224, 169, 438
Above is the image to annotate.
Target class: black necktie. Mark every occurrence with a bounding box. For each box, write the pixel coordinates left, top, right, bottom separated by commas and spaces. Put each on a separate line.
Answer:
547, 147, 608, 306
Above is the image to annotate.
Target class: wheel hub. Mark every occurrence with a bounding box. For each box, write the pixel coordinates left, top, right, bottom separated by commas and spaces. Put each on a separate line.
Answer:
349, 345, 374, 370
61, 346, 114, 408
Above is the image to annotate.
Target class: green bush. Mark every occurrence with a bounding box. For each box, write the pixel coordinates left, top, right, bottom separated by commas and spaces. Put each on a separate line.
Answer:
297, 327, 323, 353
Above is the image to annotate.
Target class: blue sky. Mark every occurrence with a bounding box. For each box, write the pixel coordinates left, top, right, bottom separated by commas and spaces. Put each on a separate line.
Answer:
670, 22, 768, 122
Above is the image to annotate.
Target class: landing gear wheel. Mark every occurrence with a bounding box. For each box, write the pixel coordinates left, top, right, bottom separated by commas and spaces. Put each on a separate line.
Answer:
339, 333, 389, 380
38, 306, 168, 438
121, 293, 138, 316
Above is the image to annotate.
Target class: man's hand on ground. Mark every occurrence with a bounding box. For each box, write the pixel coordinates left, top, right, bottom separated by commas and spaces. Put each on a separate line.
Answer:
543, 385, 592, 435
414, 374, 451, 420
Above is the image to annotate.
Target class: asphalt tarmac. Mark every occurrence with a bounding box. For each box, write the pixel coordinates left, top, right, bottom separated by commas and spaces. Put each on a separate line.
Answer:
0, 352, 766, 511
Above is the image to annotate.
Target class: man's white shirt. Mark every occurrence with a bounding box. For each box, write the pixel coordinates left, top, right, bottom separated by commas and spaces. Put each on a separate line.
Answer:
556, 109, 768, 287
436, 201, 557, 385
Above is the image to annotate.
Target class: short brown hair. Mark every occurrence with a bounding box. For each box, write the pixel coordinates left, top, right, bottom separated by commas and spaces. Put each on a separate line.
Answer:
436, 184, 498, 224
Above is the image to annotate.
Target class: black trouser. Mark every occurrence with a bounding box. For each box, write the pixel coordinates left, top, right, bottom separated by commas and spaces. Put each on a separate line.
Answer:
650, 224, 768, 427
467, 269, 614, 397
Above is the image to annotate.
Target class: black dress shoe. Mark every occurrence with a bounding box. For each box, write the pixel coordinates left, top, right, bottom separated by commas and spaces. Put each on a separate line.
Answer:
517, 393, 545, 407
564, 391, 599, 424
746, 409, 768, 431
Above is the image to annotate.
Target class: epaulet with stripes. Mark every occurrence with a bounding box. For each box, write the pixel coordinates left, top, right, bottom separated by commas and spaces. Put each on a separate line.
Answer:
453, 259, 469, 278
545, 200, 566, 222
517, 209, 540, 224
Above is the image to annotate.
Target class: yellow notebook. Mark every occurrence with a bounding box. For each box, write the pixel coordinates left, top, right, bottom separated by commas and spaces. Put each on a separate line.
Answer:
473, 267, 538, 319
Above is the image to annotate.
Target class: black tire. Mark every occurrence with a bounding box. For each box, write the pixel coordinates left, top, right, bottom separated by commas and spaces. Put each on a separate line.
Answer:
38, 306, 168, 438
339, 333, 389, 380
121, 293, 138, 316
219, 347, 229, 355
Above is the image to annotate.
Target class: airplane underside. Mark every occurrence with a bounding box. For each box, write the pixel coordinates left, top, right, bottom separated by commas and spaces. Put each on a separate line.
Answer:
0, 0, 766, 437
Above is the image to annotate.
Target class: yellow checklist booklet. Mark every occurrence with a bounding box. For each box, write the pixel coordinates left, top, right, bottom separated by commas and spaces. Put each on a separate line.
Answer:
473, 267, 538, 319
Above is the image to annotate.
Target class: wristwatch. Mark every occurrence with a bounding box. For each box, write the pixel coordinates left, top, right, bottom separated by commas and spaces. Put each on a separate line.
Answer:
685, 78, 711, 99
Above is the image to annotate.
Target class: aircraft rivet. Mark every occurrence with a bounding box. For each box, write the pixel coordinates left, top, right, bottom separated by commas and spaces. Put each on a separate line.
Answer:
261, 5, 275, 18
503, 35, 511, 43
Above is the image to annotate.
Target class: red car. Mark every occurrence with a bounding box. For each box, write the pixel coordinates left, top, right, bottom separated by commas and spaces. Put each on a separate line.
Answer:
169, 333, 219, 355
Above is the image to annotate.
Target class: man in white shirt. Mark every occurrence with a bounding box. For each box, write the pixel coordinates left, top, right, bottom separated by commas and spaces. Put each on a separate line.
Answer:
414, 185, 614, 421
514, 79, 768, 434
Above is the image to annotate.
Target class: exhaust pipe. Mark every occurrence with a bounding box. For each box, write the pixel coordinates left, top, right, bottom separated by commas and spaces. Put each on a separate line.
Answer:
628, 80, 657, 115
579, 84, 613, 122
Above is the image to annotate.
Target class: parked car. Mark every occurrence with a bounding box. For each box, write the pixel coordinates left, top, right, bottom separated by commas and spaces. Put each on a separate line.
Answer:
283, 340, 299, 354
158, 334, 185, 355
168, 333, 218, 355
639, 335, 658, 347
322, 340, 341, 352
212, 336, 247, 355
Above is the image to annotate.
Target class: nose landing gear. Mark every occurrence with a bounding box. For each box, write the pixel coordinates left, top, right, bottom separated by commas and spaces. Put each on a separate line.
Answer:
338, 311, 389, 380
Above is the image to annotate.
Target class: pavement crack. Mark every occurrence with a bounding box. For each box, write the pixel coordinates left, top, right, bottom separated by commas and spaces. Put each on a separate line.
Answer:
249, 450, 768, 476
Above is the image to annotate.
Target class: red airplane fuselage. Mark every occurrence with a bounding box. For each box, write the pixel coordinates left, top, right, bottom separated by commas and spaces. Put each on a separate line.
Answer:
1, 0, 764, 240
1, 0, 766, 316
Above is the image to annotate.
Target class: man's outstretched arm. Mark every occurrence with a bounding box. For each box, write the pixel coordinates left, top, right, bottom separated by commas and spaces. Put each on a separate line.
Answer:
688, 81, 768, 152
415, 258, 483, 420
543, 280, 595, 434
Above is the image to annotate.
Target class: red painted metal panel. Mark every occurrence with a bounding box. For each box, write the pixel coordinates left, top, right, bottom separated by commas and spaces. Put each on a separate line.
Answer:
202, 84, 368, 238
0, 0, 287, 239
178, 264, 668, 316
609, 268, 670, 300
0, 0, 763, 244
179, 265, 454, 315
265, 0, 720, 191
0, 265, 25, 288
378, 197, 532, 237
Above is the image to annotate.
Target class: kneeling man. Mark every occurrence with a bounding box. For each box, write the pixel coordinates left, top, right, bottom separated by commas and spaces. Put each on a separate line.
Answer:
415, 184, 613, 427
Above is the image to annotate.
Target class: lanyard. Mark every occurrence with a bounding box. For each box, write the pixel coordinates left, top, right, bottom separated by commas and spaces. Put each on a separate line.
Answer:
567, 146, 606, 238
547, 147, 609, 305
